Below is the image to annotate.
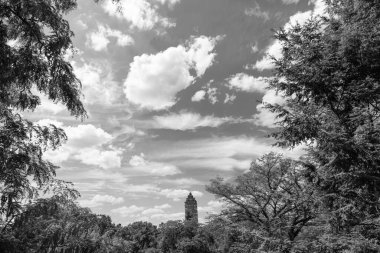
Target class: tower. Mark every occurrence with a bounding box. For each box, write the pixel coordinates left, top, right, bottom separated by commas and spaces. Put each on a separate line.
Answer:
184, 192, 198, 223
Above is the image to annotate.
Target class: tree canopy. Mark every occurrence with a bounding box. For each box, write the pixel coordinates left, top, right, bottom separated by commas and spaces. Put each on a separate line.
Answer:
0, 0, 86, 228
262, 0, 380, 250
268, 0, 380, 202
207, 153, 317, 252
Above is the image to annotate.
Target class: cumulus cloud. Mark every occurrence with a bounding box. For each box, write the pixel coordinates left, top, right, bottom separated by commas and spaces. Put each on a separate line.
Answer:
191, 90, 206, 102
102, 0, 176, 31
80, 194, 124, 208
192, 81, 220, 104
128, 153, 181, 176
124, 35, 222, 110
227, 73, 268, 93
253, 0, 326, 71
38, 120, 122, 169
253, 90, 286, 128
152, 111, 241, 130
73, 62, 122, 105
252, 40, 283, 71
74, 148, 123, 170
86, 25, 134, 51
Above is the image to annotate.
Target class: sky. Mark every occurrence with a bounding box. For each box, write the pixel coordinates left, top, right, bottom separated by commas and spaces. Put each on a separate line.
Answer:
26, 0, 325, 225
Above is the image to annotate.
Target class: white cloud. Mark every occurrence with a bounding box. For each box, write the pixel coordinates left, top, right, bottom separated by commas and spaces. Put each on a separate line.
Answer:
77, 19, 88, 29
123, 184, 161, 194
150, 212, 183, 220
261, 89, 286, 105
282, 0, 300, 4
73, 62, 122, 105
79, 194, 124, 208
150, 136, 307, 171
128, 153, 181, 176
124, 35, 222, 110
253, 0, 326, 71
102, 0, 176, 31
74, 148, 123, 169
160, 178, 203, 187
251, 41, 259, 53
192, 81, 221, 104
111, 205, 145, 216
38, 121, 122, 169
111, 203, 177, 224
121, 183, 203, 201
154, 0, 181, 8
65, 124, 113, 148
191, 90, 206, 102
159, 189, 203, 201
253, 40, 282, 71
86, 25, 134, 51
224, 93, 236, 104
227, 73, 268, 93
253, 90, 286, 128
72, 169, 127, 184
186, 36, 222, 76
198, 200, 224, 214
86, 29, 108, 51
36, 93, 67, 115
207, 87, 218, 104
142, 204, 171, 215
244, 3, 270, 22
152, 111, 240, 130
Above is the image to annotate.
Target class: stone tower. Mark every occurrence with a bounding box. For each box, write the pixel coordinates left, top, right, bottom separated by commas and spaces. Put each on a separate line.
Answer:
185, 192, 198, 223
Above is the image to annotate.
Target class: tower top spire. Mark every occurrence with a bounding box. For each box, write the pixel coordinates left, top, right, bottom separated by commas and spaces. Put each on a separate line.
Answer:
184, 192, 198, 223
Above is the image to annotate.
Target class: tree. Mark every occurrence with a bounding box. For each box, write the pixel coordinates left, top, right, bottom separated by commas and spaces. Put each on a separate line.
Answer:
265, 0, 380, 249
1, 196, 132, 252
0, 0, 86, 227
202, 217, 261, 253
207, 153, 316, 252
116, 221, 159, 252
158, 220, 186, 252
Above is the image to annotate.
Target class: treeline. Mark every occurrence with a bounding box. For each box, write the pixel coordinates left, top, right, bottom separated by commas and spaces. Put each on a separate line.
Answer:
1, 152, 379, 252
0, 194, 266, 252
1, 0, 380, 252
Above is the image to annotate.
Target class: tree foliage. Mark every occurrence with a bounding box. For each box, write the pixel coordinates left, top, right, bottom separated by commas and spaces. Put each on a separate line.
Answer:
207, 153, 316, 252
262, 0, 380, 250
1, 197, 138, 252
268, 0, 380, 205
0, 0, 86, 226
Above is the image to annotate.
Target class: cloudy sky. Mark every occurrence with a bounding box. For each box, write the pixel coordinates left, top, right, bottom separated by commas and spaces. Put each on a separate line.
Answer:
26, 0, 324, 225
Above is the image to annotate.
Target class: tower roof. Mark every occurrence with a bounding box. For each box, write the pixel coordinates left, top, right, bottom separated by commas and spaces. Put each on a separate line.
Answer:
185, 192, 197, 204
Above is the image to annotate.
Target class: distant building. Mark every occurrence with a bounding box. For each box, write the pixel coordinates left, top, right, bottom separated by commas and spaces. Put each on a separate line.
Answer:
184, 192, 198, 223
